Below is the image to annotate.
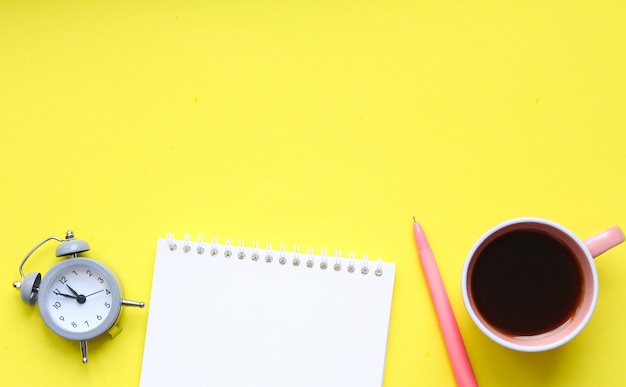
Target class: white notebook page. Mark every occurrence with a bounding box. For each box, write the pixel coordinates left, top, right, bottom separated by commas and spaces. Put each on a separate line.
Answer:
140, 237, 396, 387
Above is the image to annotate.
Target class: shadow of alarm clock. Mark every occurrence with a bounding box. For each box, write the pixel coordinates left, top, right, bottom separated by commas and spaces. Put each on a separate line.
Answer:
12, 230, 145, 363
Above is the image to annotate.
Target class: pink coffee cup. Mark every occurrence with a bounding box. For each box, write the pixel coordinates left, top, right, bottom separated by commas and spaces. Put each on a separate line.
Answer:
462, 218, 624, 352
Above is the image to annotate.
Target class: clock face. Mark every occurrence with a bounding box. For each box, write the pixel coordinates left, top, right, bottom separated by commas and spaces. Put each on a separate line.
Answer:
38, 258, 122, 341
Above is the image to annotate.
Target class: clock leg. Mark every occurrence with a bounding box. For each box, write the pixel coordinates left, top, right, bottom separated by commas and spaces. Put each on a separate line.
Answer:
80, 340, 88, 363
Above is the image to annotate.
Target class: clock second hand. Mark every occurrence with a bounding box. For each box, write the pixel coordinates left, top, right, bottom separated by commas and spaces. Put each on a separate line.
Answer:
85, 289, 104, 298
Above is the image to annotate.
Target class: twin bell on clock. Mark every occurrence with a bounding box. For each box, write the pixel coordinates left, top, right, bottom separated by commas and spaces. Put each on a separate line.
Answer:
12, 230, 144, 363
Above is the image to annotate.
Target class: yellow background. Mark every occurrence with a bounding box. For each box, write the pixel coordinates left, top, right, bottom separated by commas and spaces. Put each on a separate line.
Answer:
1, 1, 625, 386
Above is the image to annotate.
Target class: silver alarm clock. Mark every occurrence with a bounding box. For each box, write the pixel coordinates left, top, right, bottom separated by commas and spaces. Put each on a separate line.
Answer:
12, 230, 144, 363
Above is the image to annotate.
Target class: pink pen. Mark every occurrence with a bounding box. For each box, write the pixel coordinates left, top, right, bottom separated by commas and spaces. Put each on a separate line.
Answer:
413, 219, 478, 387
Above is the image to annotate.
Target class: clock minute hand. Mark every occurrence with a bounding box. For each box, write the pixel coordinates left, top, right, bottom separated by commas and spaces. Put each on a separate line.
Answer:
66, 283, 80, 297
65, 283, 87, 304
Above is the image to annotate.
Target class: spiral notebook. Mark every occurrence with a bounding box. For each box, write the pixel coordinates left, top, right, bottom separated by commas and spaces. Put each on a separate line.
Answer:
140, 233, 396, 387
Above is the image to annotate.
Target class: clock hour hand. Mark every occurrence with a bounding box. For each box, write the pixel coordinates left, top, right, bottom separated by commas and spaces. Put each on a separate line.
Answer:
53, 289, 78, 299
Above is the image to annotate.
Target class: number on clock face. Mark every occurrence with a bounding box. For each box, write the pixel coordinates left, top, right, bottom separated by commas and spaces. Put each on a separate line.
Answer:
47, 264, 114, 333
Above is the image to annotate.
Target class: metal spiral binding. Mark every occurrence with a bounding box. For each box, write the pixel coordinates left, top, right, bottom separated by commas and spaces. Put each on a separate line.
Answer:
278, 244, 287, 265
264, 242, 273, 263
166, 232, 177, 251
347, 251, 356, 273
224, 238, 232, 258
251, 241, 259, 261
183, 234, 191, 253
238, 240, 245, 259
306, 247, 315, 268
167, 233, 384, 276
361, 254, 370, 275
333, 249, 342, 272
210, 237, 219, 256
197, 235, 205, 254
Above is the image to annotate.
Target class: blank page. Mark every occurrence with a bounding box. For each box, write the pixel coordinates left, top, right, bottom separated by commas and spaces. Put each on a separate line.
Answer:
140, 237, 396, 387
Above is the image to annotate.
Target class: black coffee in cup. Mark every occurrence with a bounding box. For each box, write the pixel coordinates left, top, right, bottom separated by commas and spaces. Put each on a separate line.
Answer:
469, 229, 583, 336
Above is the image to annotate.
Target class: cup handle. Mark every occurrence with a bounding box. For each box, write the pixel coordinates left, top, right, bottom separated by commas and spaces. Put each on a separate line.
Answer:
583, 226, 625, 258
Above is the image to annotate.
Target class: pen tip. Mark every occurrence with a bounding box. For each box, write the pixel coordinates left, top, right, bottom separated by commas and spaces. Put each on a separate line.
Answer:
413, 216, 417, 223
